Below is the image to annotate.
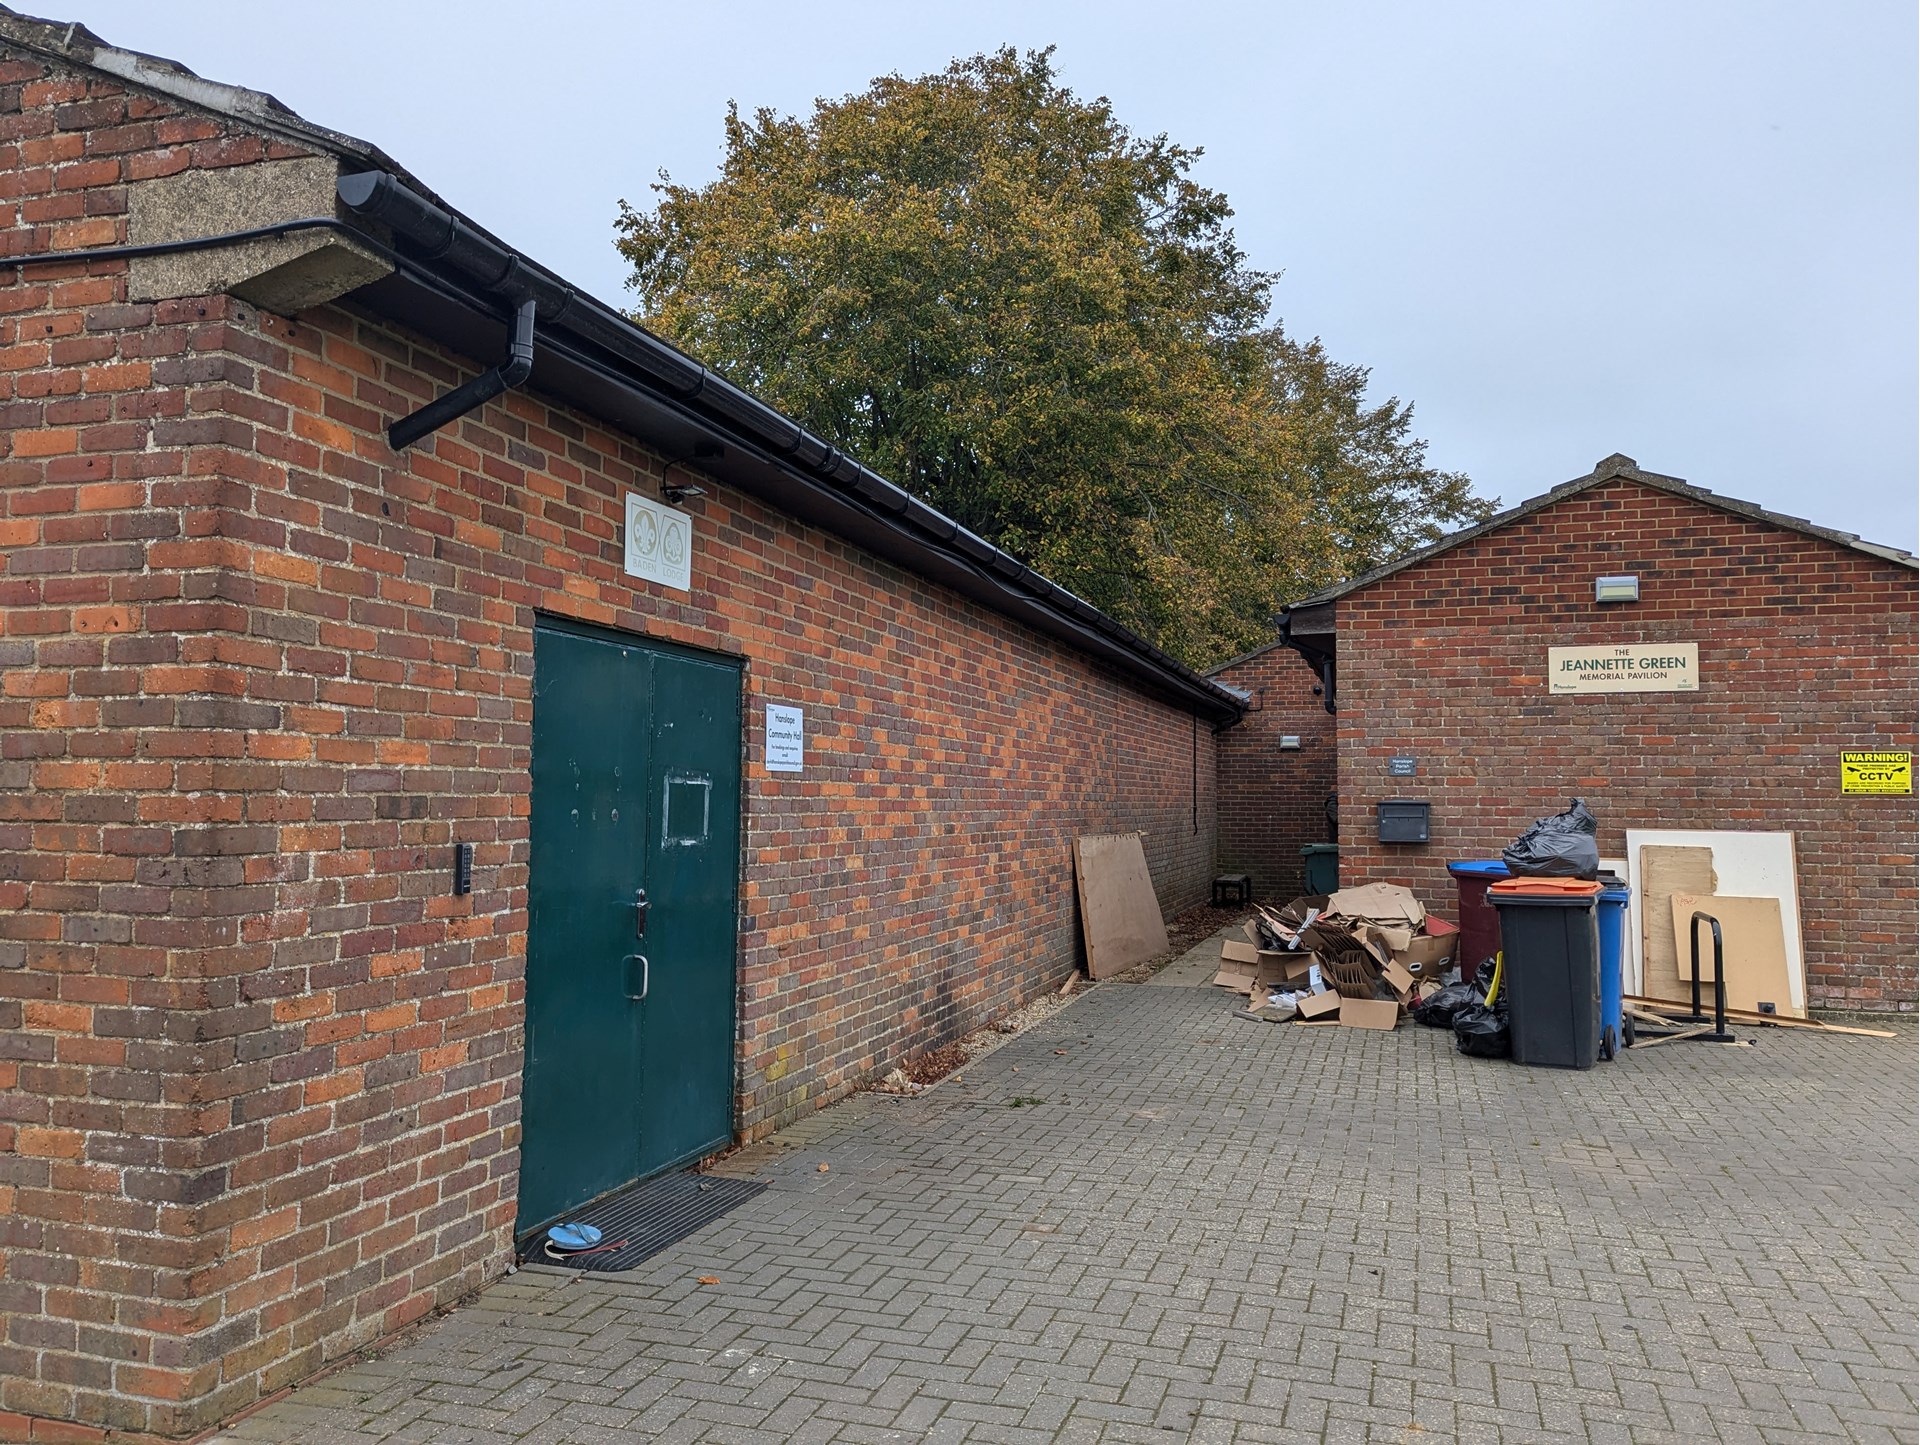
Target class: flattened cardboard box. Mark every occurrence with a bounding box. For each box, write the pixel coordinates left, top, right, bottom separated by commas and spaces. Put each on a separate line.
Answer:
1214, 947, 1311, 992
1374, 925, 1415, 955
1213, 938, 1258, 989
1382, 958, 1416, 1000
1296, 990, 1342, 1021
1326, 883, 1425, 928
1338, 997, 1400, 1030
1251, 955, 1313, 990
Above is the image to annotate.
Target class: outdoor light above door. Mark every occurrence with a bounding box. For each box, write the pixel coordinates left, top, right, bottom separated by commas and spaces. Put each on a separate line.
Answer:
1594, 574, 1640, 603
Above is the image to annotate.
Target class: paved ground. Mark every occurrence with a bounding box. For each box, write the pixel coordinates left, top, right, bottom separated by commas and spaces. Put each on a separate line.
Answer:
219, 957, 1918, 1444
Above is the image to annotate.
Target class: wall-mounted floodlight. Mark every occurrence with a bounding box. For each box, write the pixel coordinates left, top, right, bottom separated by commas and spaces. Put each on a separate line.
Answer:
1595, 574, 1640, 603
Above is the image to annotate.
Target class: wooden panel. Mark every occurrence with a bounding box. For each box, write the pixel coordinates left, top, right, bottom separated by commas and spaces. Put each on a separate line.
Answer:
1668, 893, 1801, 1018
1624, 830, 1804, 1009
1638, 845, 1717, 1003
1072, 833, 1171, 980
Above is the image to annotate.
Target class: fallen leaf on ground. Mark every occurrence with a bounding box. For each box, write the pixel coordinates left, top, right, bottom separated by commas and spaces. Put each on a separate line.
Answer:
697, 1276, 720, 1285
816, 1163, 830, 1173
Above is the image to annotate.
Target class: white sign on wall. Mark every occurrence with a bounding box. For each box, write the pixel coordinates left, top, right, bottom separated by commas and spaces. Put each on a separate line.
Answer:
623, 492, 692, 592
1548, 642, 1699, 695
765, 704, 805, 773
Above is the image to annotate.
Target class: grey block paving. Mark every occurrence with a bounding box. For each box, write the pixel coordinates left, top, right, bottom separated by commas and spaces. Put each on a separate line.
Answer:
216, 985, 1919, 1444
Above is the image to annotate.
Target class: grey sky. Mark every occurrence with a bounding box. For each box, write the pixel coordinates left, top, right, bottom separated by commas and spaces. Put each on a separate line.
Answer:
59, 0, 1919, 552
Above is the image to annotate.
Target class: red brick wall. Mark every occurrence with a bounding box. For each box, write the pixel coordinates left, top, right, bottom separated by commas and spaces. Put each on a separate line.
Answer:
1333, 479, 1918, 1008
0, 49, 1219, 1438
1211, 645, 1336, 900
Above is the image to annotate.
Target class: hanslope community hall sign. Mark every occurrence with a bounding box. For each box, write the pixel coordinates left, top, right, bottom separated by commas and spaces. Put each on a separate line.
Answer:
1548, 643, 1699, 695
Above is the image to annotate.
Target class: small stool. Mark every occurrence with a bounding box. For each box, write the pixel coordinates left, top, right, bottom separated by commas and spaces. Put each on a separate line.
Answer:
1212, 873, 1252, 907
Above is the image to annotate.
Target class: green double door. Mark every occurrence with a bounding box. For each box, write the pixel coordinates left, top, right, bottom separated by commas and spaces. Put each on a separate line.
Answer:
518, 619, 743, 1236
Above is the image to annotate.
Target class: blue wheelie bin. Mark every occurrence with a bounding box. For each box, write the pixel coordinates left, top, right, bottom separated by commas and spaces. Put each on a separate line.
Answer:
1595, 876, 1631, 1059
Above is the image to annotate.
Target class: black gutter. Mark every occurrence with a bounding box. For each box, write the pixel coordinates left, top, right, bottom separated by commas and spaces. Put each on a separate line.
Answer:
330, 170, 1243, 724
1, 186, 1242, 721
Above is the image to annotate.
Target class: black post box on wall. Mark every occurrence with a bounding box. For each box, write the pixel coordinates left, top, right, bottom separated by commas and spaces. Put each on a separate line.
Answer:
1377, 799, 1431, 843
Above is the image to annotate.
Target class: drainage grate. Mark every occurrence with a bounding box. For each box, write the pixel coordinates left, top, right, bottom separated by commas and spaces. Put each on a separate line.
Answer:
522, 1170, 767, 1272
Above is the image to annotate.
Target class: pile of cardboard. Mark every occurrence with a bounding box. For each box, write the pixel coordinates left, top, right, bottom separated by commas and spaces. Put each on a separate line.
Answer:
1212, 883, 1461, 1030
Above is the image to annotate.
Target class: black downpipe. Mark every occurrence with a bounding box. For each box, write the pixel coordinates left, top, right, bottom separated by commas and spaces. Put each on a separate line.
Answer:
1, 212, 538, 451
336, 170, 706, 396
388, 297, 536, 450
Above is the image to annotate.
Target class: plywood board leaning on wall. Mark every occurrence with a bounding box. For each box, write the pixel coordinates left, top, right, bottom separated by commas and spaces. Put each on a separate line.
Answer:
1625, 830, 1805, 1013
1073, 833, 1171, 980
1638, 845, 1717, 1003
1667, 892, 1803, 1018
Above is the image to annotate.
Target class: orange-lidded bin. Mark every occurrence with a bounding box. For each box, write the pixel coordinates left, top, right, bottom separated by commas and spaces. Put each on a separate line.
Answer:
1489, 878, 1604, 897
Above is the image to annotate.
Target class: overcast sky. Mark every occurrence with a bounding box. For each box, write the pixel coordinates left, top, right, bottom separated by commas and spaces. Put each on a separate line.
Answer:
65, 0, 1919, 551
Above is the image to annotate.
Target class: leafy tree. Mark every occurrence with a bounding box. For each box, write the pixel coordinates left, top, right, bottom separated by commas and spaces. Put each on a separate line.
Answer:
616, 47, 1491, 667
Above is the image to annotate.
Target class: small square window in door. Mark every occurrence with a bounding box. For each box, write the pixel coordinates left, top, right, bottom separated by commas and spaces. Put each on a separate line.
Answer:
663, 772, 712, 846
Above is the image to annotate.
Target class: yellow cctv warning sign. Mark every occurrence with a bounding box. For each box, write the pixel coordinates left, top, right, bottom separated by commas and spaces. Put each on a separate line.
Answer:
1840, 751, 1912, 795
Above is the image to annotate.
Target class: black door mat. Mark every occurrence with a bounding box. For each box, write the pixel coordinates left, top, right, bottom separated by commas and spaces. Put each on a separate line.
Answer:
521, 1170, 768, 1272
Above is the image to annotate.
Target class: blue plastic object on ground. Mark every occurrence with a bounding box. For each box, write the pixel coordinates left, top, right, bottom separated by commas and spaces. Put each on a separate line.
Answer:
546, 1222, 602, 1252
1596, 881, 1631, 1059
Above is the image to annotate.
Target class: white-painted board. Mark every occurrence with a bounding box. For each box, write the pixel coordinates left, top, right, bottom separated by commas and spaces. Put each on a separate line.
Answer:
1622, 830, 1802, 1010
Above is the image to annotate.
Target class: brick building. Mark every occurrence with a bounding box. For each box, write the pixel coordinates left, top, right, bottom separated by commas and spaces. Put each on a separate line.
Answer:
1275, 453, 1917, 1009
1208, 642, 1335, 900
0, 14, 1243, 1437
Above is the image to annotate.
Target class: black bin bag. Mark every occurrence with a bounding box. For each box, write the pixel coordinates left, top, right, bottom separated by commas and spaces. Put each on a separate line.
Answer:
1411, 982, 1479, 1029
1501, 798, 1600, 880
1453, 1002, 1511, 1058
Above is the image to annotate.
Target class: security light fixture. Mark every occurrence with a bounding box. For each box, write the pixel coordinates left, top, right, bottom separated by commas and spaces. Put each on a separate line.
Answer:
1595, 574, 1640, 603
663, 441, 723, 505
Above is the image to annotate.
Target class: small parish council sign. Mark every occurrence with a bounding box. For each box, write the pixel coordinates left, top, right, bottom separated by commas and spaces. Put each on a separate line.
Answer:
1549, 643, 1698, 695
1840, 750, 1912, 795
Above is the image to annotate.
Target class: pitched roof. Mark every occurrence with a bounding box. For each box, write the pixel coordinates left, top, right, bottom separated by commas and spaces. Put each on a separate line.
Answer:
1284, 453, 1918, 613
0, 6, 1246, 722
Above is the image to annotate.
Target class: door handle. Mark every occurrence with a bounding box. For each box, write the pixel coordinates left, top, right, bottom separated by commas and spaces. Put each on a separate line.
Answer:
634, 888, 650, 939
624, 954, 649, 1001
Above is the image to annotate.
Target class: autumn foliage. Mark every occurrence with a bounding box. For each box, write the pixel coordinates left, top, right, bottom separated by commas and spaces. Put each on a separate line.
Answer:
618, 48, 1491, 667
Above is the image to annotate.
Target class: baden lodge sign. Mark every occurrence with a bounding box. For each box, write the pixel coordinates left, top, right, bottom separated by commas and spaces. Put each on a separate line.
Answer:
1548, 643, 1699, 695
